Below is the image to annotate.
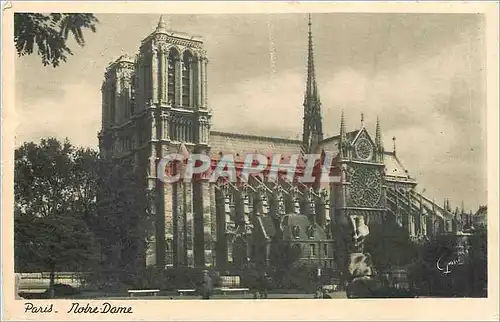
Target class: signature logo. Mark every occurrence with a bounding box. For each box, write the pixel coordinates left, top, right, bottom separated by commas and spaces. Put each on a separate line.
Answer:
436, 254, 466, 274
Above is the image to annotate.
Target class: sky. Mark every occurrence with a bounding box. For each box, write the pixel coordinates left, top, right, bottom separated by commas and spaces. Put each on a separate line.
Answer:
15, 13, 487, 211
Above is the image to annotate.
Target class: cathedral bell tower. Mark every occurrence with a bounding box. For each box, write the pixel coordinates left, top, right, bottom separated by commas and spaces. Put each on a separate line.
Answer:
302, 15, 324, 154
133, 16, 212, 269
99, 55, 135, 160
136, 16, 211, 158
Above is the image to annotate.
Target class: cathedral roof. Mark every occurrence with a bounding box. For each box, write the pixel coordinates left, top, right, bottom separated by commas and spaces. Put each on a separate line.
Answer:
384, 152, 414, 181
318, 130, 359, 156
209, 131, 302, 159
320, 130, 360, 144
209, 129, 418, 186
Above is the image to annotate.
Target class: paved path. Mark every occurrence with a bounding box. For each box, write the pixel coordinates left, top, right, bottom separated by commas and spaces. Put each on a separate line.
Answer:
95, 291, 347, 300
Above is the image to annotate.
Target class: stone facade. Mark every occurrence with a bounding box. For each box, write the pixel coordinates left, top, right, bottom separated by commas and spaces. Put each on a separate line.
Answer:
99, 17, 212, 269
98, 16, 465, 275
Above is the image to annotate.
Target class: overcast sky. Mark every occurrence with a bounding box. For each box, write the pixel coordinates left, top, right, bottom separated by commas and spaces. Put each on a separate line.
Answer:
15, 13, 486, 210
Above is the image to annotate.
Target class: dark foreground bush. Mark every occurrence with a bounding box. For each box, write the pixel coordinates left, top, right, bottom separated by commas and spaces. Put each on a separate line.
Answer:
45, 283, 80, 297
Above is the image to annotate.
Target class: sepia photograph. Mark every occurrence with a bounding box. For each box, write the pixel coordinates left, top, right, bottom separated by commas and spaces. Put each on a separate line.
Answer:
2, 1, 499, 321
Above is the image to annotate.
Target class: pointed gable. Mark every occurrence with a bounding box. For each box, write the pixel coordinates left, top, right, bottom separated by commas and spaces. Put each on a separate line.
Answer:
351, 128, 377, 162
351, 127, 375, 148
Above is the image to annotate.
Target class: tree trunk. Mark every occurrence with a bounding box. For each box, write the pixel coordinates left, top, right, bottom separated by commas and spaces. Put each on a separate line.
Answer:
49, 264, 56, 299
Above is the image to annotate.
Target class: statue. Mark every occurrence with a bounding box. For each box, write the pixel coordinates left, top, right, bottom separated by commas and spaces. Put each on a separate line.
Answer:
224, 195, 231, 214
151, 112, 157, 139
341, 164, 348, 182
277, 193, 286, 216
350, 216, 370, 253
260, 192, 269, 215
345, 215, 378, 298
293, 197, 301, 214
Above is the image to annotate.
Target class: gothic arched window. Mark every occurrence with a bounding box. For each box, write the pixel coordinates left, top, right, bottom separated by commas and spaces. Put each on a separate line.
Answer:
120, 78, 127, 119
167, 48, 179, 105
182, 51, 193, 107
109, 84, 116, 125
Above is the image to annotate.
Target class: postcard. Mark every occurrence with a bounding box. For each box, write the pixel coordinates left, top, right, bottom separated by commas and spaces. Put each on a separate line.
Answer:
2, 1, 499, 321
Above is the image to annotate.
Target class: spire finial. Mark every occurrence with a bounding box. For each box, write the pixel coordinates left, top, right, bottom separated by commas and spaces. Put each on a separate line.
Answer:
156, 15, 167, 32
340, 110, 346, 139
305, 13, 316, 97
361, 113, 365, 127
392, 136, 396, 154
339, 110, 347, 157
375, 116, 383, 145
375, 116, 383, 153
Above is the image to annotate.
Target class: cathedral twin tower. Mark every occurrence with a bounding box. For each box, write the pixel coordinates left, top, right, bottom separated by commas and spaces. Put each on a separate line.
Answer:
100, 16, 216, 267
100, 16, 211, 167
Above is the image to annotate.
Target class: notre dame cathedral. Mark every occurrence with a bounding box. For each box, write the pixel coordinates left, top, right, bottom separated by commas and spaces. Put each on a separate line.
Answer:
98, 16, 473, 276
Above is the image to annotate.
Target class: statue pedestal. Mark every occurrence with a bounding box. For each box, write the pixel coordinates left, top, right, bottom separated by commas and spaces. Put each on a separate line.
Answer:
346, 253, 378, 298
348, 253, 373, 277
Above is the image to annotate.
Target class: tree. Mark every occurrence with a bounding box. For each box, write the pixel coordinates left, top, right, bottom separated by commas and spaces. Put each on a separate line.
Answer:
14, 138, 99, 297
94, 157, 154, 290
269, 241, 304, 289
15, 213, 97, 295
270, 241, 302, 270
365, 219, 419, 271
71, 148, 100, 230
468, 227, 487, 297
408, 229, 488, 297
14, 13, 99, 67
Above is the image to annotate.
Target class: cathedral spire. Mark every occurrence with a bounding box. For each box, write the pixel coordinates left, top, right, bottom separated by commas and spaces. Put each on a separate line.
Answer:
306, 14, 318, 101
302, 14, 323, 153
